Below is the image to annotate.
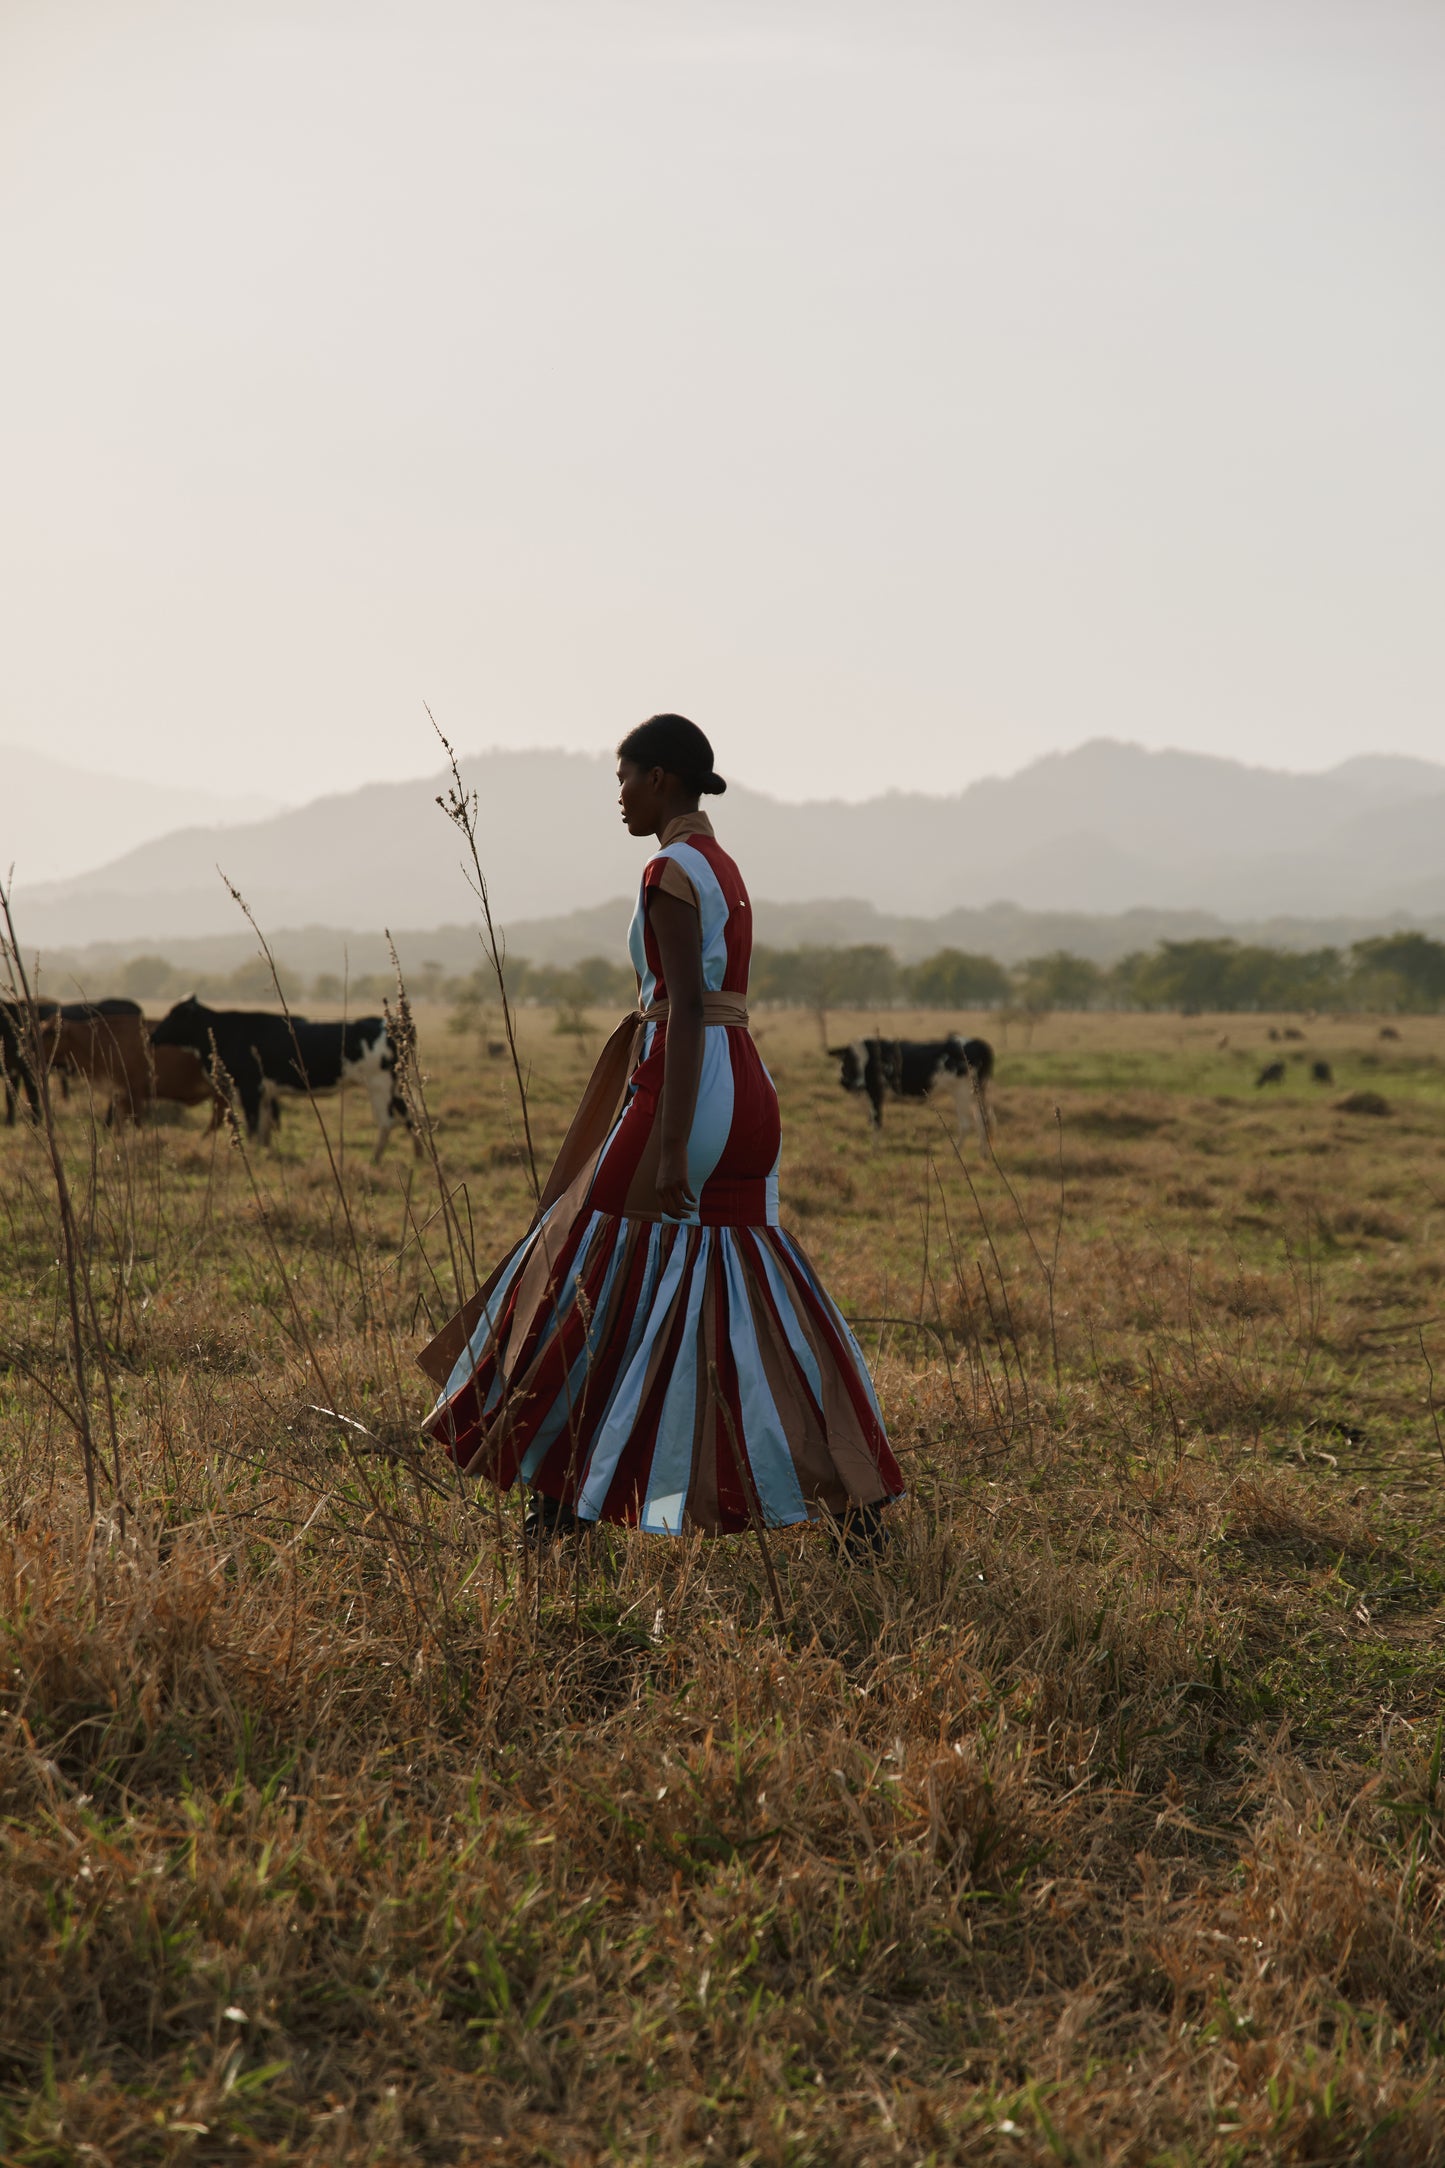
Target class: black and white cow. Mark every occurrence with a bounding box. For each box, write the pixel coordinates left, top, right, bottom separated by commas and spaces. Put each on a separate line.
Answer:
829, 1034, 994, 1138
150, 997, 413, 1160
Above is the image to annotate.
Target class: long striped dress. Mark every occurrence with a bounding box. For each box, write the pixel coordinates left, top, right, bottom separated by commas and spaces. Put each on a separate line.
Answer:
421, 812, 903, 1534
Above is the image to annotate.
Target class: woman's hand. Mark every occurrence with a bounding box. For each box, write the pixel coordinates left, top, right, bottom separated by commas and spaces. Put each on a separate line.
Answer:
655, 1143, 696, 1221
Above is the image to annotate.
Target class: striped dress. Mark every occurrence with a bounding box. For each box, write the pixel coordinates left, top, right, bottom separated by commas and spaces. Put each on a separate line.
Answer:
422, 812, 903, 1535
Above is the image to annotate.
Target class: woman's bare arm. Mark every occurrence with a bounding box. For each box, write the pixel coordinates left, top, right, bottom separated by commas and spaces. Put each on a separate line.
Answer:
648, 888, 705, 1219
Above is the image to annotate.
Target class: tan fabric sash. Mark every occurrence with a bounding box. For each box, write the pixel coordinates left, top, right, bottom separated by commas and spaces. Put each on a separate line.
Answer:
417, 993, 750, 1388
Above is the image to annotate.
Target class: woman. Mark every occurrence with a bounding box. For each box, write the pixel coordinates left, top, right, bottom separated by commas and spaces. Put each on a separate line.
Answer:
420, 714, 903, 1541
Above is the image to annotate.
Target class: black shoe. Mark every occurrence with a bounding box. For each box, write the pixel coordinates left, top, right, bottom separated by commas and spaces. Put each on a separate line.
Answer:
826, 1502, 891, 1563
522, 1492, 580, 1546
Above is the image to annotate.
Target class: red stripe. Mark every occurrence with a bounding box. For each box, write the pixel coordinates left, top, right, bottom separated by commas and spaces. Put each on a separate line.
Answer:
708, 1269, 752, 1532
639, 837, 753, 1000
529, 1222, 661, 1498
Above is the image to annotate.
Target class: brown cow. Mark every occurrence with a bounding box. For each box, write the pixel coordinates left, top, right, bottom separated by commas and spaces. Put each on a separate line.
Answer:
115, 1040, 231, 1128
44, 1009, 228, 1128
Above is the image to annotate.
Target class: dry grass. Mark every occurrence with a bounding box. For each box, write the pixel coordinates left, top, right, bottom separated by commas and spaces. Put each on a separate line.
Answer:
0, 1003, 1443, 2164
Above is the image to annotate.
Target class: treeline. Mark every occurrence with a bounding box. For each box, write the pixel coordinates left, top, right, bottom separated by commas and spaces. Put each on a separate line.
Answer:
455, 933, 1445, 1022
747, 935, 1445, 1014
104, 932, 1445, 1018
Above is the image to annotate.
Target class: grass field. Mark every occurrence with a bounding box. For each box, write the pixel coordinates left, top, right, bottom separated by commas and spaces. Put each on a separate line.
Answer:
1, 998, 1443, 2165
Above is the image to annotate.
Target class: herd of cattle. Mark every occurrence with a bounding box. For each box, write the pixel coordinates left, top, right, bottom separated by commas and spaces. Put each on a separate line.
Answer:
3, 995, 995, 1156
0, 996, 411, 1160
4, 1002, 1399, 1155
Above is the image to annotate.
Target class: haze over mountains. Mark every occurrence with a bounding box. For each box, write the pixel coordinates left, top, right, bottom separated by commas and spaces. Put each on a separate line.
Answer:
0, 745, 283, 884
9, 740, 1445, 955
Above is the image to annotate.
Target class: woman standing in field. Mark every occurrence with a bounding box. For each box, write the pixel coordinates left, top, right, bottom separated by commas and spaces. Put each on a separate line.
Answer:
420, 714, 902, 1542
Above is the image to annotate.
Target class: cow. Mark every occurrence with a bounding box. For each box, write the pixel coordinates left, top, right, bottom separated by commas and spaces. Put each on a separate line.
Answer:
150, 997, 412, 1160
1310, 1060, 1334, 1086
38, 1004, 215, 1130
46, 998, 143, 1102
829, 1033, 994, 1139
0, 999, 54, 1125
1256, 1061, 1286, 1087
117, 1037, 231, 1129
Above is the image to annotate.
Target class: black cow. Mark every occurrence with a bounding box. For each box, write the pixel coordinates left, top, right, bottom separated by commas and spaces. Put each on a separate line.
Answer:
1256, 1061, 1286, 1087
1, 998, 59, 1125
150, 997, 412, 1160
830, 1033, 994, 1138
1, 1001, 41, 1125
58, 998, 142, 1020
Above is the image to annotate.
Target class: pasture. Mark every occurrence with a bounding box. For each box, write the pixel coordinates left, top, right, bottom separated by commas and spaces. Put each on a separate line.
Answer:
1, 1000, 1443, 2164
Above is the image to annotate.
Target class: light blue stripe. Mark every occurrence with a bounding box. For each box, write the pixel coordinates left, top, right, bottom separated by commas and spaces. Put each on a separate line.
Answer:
576, 1226, 680, 1517
720, 1241, 809, 1528
640, 1232, 709, 1533
658, 842, 730, 990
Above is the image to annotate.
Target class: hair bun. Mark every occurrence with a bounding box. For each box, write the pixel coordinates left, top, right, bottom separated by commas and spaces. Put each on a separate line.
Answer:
616, 713, 723, 799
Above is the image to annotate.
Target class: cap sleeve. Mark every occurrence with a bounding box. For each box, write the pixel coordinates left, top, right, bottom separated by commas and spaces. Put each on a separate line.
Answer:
643, 854, 699, 910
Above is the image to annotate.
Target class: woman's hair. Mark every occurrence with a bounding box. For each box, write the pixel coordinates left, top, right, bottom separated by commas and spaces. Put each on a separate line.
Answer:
616, 713, 726, 797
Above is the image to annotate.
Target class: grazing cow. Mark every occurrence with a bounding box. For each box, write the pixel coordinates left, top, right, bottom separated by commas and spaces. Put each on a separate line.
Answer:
1, 1001, 44, 1127
830, 1033, 994, 1138
0, 999, 54, 1125
1379, 1025, 1401, 1041
150, 996, 412, 1160
1281, 1026, 1305, 1041
45, 998, 143, 1098
1310, 1060, 1334, 1085
1256, 1060, 1286, 1087
120, 1039, 231, 1129
42, 1005, 160, 1128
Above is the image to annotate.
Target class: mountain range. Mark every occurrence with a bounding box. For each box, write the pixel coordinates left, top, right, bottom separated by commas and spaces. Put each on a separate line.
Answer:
8, 740, 1445, 952
0, 744, 282, 885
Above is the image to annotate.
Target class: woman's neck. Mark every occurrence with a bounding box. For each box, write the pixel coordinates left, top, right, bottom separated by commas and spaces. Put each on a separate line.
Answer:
653, 795, 702, 842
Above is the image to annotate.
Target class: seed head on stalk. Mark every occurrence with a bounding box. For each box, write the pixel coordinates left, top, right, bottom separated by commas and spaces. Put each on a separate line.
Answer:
426, 705, 540, 1206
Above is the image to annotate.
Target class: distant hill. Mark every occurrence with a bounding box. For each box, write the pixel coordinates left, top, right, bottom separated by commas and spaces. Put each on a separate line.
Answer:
0, 743, 282, 885
11, 739, 1445, 949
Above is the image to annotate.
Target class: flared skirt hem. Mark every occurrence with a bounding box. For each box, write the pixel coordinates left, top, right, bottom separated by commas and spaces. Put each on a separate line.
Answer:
422, 1205, 903, 1536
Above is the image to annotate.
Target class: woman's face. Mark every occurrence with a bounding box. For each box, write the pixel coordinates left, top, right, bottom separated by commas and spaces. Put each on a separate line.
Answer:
617, 758, 666, 836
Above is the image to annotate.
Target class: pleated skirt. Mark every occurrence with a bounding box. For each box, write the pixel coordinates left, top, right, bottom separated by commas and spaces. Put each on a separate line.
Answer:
427, 1207, 902, 1534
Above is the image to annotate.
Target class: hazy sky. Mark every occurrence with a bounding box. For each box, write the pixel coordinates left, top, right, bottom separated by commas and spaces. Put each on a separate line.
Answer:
2, 0, 1442, 807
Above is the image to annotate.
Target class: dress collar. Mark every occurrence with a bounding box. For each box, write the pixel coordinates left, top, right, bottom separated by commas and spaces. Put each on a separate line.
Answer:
658, 810, 716, 848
